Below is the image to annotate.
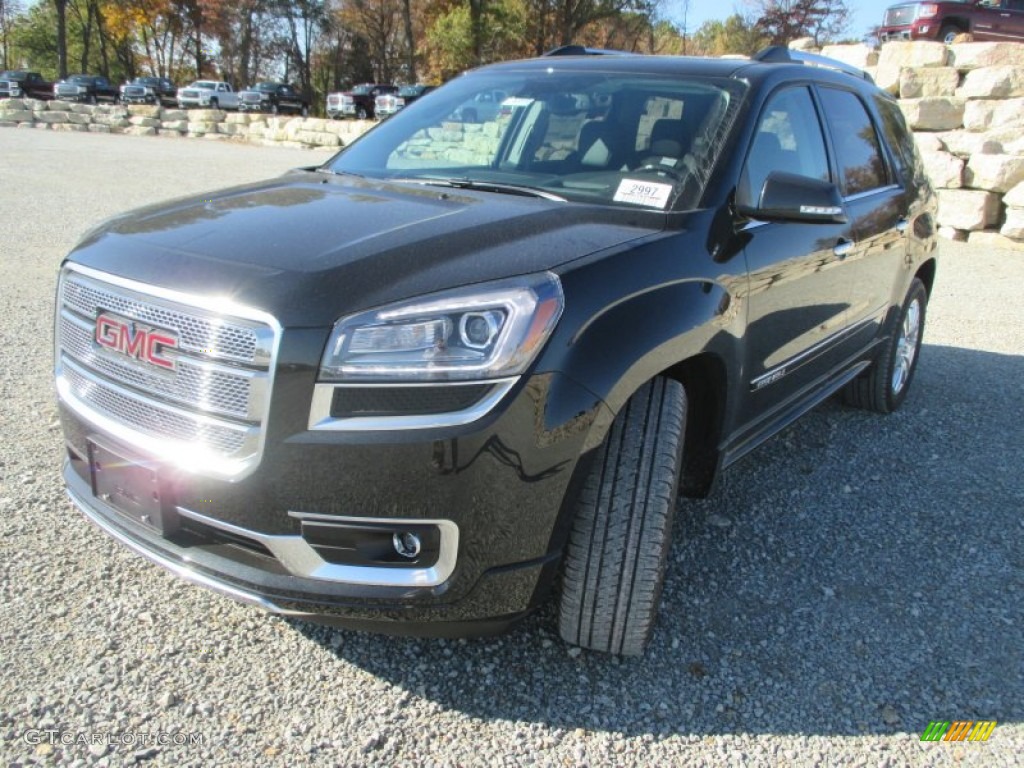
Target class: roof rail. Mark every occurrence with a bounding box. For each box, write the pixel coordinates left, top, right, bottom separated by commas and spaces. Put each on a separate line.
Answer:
543, 45, 636, 57
753, 45, 874, 84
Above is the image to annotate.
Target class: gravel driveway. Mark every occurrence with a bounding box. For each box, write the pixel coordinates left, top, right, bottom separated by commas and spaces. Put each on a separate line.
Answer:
1, 129, 1021, 767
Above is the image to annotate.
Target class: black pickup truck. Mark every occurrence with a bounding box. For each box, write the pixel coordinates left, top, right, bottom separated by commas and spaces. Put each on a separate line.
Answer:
53, 74, 119, 104
55, 47, 936, 655
237, 82, 310, 116
0, 70, 54, 100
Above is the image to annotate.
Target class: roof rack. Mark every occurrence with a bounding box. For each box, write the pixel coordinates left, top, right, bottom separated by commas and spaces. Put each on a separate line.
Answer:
753, 45, 874, 84
543, 45, 636, 57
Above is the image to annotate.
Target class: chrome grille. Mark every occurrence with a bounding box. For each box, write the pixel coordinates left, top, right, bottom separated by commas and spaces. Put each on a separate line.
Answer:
56, 84, 80, 95
62, 274, 264, 363
124, 86, 146, 96
884, 5, 916, 25
59, 312, 260, 420
62, 360, 252, 456
55, 265, 279, 477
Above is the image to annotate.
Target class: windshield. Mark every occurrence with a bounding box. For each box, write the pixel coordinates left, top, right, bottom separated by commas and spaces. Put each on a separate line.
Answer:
352, 85, 373, 95
1, 71, 26, 81
399, 85, 424, 97
191, 81, 217, 89
255, 82, 279, 92
132, 78, 159, 86
68, 75, 94, 84
326, 68, 745, 211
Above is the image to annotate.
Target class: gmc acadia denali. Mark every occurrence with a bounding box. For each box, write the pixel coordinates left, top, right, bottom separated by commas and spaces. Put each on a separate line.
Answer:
55, 47, 937, 655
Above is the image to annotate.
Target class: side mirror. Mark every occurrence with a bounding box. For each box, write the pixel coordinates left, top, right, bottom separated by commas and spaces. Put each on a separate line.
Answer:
737, 171, 847, 224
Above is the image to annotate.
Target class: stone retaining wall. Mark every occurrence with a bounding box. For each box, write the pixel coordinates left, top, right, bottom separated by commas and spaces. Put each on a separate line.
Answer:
0, 100, 369, 151
817, 40, 1024, 250
4, 41, 1024, 249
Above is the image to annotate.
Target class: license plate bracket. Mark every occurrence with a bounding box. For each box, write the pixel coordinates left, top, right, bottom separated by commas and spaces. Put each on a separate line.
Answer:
88, 439, 176, 534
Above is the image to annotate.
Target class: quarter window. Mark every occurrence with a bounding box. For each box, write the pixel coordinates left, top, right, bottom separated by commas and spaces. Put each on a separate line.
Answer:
740, 87, 829, 207
819, 88, 888, 196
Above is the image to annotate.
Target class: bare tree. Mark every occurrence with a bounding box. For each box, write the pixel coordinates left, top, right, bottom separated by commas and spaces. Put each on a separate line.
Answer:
749, 0, 850, 46
55, 0, 69, 77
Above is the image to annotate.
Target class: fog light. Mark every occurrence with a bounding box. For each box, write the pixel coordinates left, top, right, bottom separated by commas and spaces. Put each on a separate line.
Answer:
393, 531, 422, 559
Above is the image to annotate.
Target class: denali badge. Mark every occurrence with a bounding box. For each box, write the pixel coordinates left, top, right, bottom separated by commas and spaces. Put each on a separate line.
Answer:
95, 313, 178, 371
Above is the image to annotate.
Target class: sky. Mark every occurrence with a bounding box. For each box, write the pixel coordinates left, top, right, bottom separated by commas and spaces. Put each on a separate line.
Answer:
665, 0, 898, 43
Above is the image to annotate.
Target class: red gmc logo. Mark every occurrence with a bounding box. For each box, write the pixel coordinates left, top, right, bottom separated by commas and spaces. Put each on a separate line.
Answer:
95, 313, 178, 371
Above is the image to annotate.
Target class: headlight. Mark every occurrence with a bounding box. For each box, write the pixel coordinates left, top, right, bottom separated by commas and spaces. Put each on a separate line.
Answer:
918, 3, 938, 17
319, 273, 563, 382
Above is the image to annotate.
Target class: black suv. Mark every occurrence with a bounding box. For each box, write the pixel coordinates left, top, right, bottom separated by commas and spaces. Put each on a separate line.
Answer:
54, 47, 936, 655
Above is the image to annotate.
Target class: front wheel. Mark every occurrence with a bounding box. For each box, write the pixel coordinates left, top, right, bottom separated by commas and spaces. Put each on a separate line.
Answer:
940, 24, 963, 44
558, 377, 687, 656
356, 107, 368, 120
842, 278, 928, 414
301, 104, 309, 117
209, 97, 219, 109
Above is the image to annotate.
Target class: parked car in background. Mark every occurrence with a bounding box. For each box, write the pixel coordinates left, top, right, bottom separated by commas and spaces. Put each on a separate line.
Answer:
120, 76, 177, 107
879, 0, 1024, 43
177, 81, 239, 110
237, 82, 310, 116
374, 84, 436, 119
53, 74, 119, 104
0, 70, 54, 100
326, 83, 397, 119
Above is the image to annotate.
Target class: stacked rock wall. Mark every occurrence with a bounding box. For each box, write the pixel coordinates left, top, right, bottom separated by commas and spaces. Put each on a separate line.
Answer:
0, 100, 368, 150
823, 40, 1024, 250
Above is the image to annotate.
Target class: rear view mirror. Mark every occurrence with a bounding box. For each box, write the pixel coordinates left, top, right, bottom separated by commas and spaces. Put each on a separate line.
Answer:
738, 171, 847, 224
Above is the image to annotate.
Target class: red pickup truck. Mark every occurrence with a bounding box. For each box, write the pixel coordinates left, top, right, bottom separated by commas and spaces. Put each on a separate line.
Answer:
0, 71, 54, 100
880, 0, 1024, 44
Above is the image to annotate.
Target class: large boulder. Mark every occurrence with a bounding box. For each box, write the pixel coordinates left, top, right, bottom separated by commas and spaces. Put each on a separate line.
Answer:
821, 43, 879, 69
1004, 181, 1024, 208
963, 98, 1024, 131
35, 111, 72, 124
127, 105, 161, 118
919, 150, 964, 188
957, 66, 1024, 99
900, 67, 960, 99
935, 129, 1004, 157
159, 109, 188, 121
186, 109, 225, 123
914, 132, 945, 152
124, 126, 156, 136
129, 116, 160, 128
965, 154, 1024, 193
950, 42, 1024, 70
1001, 207, 1024, 240
936, 189, 1001, 230
899, 98, 965, 131
876, 42, 950, 94
88, 124, 111, 133
52, 123, 87, 132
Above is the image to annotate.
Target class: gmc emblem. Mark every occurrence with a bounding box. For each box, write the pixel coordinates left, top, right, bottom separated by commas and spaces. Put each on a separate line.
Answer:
95, 313, 178, 371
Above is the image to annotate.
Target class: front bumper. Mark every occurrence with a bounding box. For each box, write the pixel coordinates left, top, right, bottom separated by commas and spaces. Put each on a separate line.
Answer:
878, 22, 935, 41
59, 365, 606, 634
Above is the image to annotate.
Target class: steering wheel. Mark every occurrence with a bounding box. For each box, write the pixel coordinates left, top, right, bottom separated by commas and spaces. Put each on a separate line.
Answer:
631, 162, 684, 182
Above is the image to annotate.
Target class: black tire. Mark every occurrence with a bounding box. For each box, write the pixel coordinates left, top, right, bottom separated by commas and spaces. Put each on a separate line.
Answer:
87, 93, 97, 105
939, 24, 963, 44
271, 103, 279, 115
209, 97, 219, 109
301, 104, 309, 117
842, 278, 927, 414
558, 377, 687, 656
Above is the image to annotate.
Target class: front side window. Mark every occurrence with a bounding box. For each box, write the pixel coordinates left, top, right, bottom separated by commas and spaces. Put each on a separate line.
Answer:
818, 88, 889, 196
327, 70, 746, 211
740, 86, 829, 207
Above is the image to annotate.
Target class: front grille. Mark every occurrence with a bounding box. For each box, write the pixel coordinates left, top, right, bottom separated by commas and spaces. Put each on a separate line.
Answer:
56, 266, 278, 475
240, 93, 261, 102
57, 84, 80, 96
124, 87, 146, 97
181, 90, 198, 98
884, 5, 916, 25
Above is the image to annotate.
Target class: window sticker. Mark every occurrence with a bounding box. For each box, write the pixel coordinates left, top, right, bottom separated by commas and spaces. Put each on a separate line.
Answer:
613, 179, 674, 209
501, 97, 534, 108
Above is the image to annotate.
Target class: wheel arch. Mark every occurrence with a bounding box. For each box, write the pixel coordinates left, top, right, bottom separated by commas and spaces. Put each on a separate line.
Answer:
915, 257, 937, 298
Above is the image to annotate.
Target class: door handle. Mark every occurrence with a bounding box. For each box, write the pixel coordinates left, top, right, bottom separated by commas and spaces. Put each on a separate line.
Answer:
833, 240, 854, 259
895, 217, 909, 234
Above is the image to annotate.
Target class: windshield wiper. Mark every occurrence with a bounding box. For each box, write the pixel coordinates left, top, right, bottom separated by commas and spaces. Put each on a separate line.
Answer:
392, 177, 566, 202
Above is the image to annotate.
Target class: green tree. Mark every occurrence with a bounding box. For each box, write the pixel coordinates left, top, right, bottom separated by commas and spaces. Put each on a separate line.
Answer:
691, 13, 766, 56
749, 0, 850, 46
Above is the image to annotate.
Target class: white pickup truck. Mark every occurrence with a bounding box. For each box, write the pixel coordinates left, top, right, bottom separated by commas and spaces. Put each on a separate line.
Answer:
176, 80, 240, 110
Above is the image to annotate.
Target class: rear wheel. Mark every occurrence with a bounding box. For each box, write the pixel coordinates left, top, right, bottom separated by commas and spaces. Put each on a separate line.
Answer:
558, 378, 687, 656
842, 278, 928, 414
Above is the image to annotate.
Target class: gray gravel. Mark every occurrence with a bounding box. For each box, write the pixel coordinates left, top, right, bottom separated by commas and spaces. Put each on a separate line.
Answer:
1, 129, 1022, 766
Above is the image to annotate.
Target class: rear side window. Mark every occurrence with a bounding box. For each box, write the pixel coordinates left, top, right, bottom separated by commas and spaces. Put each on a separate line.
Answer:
740, 86, 829, 207
874, 95, 917, 183
818, 88, 888, 196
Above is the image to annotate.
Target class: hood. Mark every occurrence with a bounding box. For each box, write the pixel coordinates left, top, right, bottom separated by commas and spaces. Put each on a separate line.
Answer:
67, 171, 668, 327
